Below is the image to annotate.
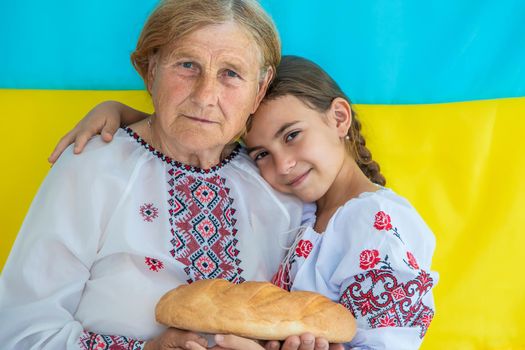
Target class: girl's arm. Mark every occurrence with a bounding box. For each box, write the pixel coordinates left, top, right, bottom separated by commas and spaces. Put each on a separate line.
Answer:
48, 101, 149, 163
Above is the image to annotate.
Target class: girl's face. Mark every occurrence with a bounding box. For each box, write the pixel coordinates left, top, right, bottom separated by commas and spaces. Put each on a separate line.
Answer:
245, 95, 349, 202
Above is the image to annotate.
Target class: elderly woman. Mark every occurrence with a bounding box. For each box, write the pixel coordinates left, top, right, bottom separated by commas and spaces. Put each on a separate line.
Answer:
0, 1, 335, 349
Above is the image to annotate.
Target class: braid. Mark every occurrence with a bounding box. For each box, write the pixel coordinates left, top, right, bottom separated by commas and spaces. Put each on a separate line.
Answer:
348, 109, 386, 186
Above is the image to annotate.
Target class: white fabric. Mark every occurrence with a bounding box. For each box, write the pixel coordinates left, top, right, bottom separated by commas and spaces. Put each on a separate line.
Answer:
0, 128, 303, 349
281, 188, 438, 350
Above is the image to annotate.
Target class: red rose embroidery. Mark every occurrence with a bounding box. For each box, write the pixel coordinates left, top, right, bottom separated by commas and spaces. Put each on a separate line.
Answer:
359, 249, 381, 270
374, 211, 392, 230
406, 251, 420, 269
295, 239, 313, 258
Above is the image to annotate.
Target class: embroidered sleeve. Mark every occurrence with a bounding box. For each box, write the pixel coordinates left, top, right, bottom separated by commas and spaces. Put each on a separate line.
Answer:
339, 267, 435, 339
79, 331, 145, 350
328, 204, 437, 349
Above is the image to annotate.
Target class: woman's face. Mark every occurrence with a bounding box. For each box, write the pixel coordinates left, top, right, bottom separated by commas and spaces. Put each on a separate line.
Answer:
148, 22, 269, 155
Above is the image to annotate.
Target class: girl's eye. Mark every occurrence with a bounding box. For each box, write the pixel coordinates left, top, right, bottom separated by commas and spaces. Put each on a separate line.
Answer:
285, 130, 300, 142
253, 151, 269, 162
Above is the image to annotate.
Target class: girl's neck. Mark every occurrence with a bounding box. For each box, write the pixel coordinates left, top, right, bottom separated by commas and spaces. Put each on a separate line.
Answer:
314, 158, 379, 232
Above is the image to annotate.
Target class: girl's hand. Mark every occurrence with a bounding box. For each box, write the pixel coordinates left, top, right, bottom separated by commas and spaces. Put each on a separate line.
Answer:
143, 328, 207, 350
48, 101, 123, 163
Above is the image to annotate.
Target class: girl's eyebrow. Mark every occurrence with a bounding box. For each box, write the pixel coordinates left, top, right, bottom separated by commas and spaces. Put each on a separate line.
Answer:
246, 120, 301, 154
274, 121, 300, 139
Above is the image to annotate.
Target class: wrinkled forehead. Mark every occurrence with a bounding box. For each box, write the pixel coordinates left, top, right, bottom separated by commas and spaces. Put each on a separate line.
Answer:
161, 22, 264, 68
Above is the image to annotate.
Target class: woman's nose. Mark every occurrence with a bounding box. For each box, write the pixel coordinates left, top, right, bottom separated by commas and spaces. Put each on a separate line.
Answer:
191, 73, 219, 108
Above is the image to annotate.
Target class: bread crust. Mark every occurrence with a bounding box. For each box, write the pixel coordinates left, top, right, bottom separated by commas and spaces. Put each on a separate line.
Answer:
155, 279, 356, 342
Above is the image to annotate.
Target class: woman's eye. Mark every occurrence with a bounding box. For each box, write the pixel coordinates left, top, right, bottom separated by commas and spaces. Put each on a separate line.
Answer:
225, 69, 240, 78
253, 151, 268, 162
285, 131, 300, 142
181, 62, 194, 69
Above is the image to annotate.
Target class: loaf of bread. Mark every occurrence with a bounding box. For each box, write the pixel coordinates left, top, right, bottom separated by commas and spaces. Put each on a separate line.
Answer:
155, 279, 356, 343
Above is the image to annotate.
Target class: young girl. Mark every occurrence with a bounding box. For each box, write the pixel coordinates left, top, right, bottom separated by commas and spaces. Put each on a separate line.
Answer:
50, 56, 437, 350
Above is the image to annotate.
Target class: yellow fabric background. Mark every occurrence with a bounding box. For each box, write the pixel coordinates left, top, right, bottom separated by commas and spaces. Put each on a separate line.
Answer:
1, 90, 524, 349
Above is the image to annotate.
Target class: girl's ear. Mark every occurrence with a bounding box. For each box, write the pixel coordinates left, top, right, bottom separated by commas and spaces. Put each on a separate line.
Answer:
251, 66, 274, 113
329, 97, 352, 138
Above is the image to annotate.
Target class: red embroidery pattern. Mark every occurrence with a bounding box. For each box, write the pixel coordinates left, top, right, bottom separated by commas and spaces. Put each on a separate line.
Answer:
339, 269, 435, 338
271, 263, 292, 291
359, 250, 393, 271
139, 203, 159, 222
145, 257, 164, 272
295, 239, 313, 258
405, 251, 420, 269
373, 211, 403, 242
79, 331, 145, 350
167, 170, 244, 284
359, 249, 380, 269
373, 211, 392, 230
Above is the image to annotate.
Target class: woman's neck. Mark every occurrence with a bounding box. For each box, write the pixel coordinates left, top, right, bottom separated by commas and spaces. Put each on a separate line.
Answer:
131, 119, 232, 169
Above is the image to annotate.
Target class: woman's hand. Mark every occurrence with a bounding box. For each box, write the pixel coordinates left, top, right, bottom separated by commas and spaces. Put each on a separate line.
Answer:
144, 328, 208, 350
185, 334, 344, 350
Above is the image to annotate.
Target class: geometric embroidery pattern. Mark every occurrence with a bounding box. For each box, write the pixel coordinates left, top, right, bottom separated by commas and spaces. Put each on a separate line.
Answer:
79, 331, 145, 350
139, 203, 159, 222
126, 128, 244, 285
339, 269, 435, 338
167, 171, 244, 284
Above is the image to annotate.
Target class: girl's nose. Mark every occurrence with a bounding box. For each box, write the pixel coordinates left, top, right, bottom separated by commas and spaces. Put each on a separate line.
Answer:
275, 154, 296, 175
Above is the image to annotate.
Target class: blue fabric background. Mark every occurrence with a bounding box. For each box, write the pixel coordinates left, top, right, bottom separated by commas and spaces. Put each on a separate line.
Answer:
1, 0, 524, 103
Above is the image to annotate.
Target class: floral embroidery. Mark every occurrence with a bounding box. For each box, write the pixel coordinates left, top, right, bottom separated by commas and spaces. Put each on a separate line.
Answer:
79, 331, 145, 350
145, 257, 164, 272
295, 239, 313, 258
405, 251, 420, 269
359, 249, 392, 270
373, 211, 392, 230
339, 269, 435, 338
139, 203, 159, 222
373, 211, 403, 243
167, 170, 244, 284
359, 249, 380, 269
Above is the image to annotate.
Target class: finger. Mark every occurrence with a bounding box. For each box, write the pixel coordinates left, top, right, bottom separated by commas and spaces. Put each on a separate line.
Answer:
265, 340, 280, 350
328, 343, 344, 350
48, 133, 75, 163
101, 118, 119, 142
297, 333, 315, 350
73, 131, 94, 154
313, 337, 329, 350
185, 340, 208, 350
215, 334, 264, 350
280, 336, 301, 350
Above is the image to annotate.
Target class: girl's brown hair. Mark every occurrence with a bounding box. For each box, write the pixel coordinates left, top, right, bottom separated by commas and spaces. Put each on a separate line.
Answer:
131, 0, 280, 89
261, 55, 386, 186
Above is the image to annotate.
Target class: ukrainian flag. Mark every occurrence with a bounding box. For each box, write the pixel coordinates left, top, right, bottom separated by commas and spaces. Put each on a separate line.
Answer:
1, 1, 524, 348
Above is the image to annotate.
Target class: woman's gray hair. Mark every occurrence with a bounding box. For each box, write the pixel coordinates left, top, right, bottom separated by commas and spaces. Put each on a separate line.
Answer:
131, 0, 281, 89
